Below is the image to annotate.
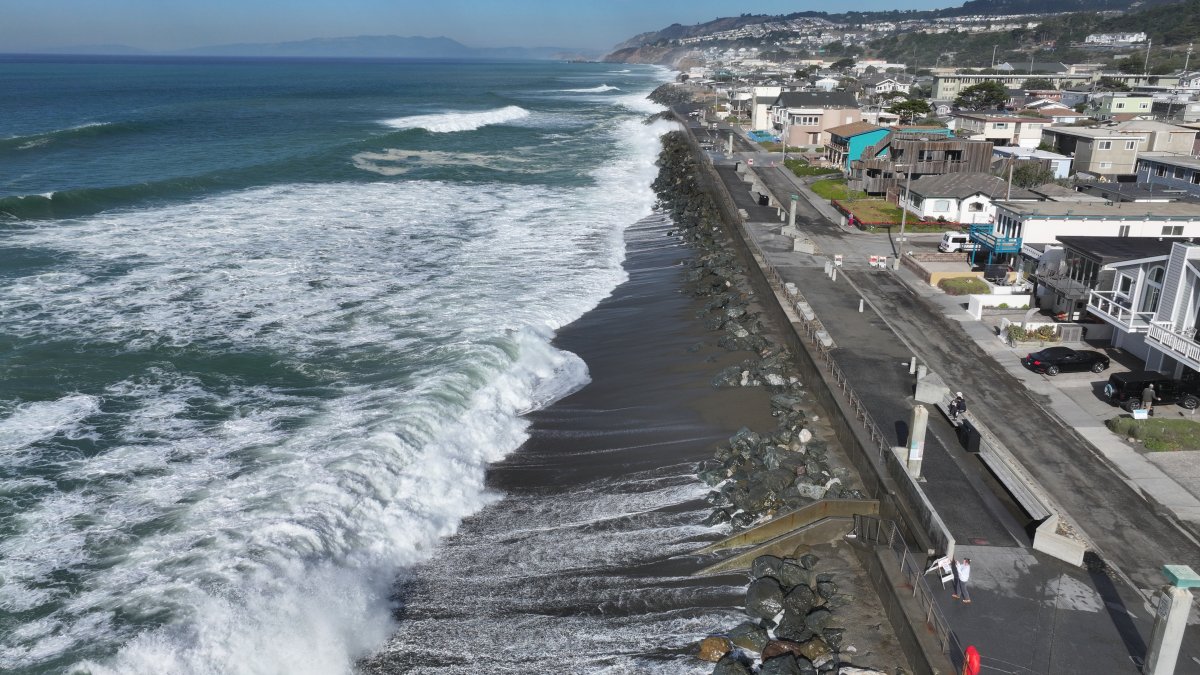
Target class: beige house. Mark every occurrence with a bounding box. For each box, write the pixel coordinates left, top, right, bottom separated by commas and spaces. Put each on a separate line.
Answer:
769, 91, 862, 148
953, 112, 1048, 148
1112, 121, 1198, 153
1040, 127, 1142, 177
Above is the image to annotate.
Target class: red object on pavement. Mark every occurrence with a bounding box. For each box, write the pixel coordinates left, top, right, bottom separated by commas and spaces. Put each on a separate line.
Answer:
963, 646, 981, 675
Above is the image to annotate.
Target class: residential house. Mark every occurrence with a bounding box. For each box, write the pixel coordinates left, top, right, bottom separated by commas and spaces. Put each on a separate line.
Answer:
933, 73, 1091, 100
813, 76, 840, 92
749, 86, 783, 131
861, 74, 912, 98
1136, 152, 1200, 198
1151, 100, 1200, 124
1085, 32, 1148, 45
1021, 100, 1092, 124
1113, 120, 1198, 153
769, 91, 862, 148
848, 128, 992, 194
898, 172, 1040, 225
1040, 127, 1143, 177
825, 122, 889, 170
1083, 239, 1200, 376
1093, 92, 1153, 120
992, 146, 1074, 179
953, 112, 1048, 148
1039, 236, 1177, 334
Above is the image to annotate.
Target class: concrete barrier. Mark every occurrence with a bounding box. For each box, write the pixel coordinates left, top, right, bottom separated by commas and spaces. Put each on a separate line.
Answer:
1033, 514, 1087, 567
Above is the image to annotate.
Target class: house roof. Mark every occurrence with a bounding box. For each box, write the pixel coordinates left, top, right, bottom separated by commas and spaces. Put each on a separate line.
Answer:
1042, 126, 1129, 140
993, 146, 1071, 160
906, 172, 1040, 200
826, 121, 885, 138
1056, 236, 1184, 265
773, 91, 858, 108
954, 112, 1047, 123
1028, 183, 1109, 202
1113, 120, 1196, 134
997, 201, 1200, 218
1075, 182, 1200, 203
1139, 152, 1200, 170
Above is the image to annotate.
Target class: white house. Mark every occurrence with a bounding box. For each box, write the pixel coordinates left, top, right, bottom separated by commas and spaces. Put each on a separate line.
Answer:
814, 76, 840, 92
1081, 239, 1200, 376
952, 112, 1048, 148
993, 201, 1200, 247
992, 146, 1074, 180
899, 173, 1040, 224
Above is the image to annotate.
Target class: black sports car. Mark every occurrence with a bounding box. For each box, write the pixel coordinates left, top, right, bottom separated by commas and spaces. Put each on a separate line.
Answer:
1022, 347, 1110, 376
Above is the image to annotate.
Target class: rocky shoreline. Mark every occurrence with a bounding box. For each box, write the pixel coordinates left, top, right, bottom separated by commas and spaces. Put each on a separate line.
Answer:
650, 127, 901, 675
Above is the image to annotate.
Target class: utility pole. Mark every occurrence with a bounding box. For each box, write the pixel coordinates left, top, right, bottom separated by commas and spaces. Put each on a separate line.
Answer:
1185, 43, 1194, 75
1144, 38, 1153, 77
1007, 161, 1014, 200
991, 45, 999, 69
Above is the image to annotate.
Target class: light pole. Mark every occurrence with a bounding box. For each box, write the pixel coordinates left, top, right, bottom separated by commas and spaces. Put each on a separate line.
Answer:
896, 136, 930, 260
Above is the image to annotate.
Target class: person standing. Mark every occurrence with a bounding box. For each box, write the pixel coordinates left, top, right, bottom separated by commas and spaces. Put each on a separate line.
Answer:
1142, 383, 1158, 416
952, 557, 972, 603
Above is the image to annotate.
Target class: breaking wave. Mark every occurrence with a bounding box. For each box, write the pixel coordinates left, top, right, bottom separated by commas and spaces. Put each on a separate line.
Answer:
381, 105, 531, 133
560, 85, 621, 93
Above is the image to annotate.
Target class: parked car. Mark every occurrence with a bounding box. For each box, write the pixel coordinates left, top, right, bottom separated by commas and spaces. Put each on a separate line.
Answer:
938, 232, 981, 253
1103, 370, 1200, 411
1021, 347, 1110, 376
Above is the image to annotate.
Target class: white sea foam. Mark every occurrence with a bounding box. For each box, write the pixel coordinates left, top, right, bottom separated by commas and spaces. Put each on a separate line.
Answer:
350, 148, 541, 176
559, 84, 621, 93
381, 105, 530, 133
0, 111, 680, 674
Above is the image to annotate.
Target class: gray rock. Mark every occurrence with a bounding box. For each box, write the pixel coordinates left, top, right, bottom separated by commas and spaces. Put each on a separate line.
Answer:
805, 607, 833, 632
816, 580, 839, 600
783, 584, 817, 614
727, 621, 770, 652
799, 553, 820, 570
703, 509, 731, 526
712, 654, 753, 675
712, 366, 743, 388
760, 654, 803, 675
751, 554, 784, 580
773, 611, 814, 643
745, 577, 786, 621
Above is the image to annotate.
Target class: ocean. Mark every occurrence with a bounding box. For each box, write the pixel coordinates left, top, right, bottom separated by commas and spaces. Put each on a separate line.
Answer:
0, 56, 757, 674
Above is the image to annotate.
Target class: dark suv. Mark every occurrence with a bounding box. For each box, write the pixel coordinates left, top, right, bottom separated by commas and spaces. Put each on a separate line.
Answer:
1104, 371, 1200, 411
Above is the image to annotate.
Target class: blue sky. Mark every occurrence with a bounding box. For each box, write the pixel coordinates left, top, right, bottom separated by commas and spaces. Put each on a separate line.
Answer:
2, 0, 953, 52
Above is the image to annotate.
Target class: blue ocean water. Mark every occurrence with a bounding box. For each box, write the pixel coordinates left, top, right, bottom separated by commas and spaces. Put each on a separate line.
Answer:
0, 56, 677, 674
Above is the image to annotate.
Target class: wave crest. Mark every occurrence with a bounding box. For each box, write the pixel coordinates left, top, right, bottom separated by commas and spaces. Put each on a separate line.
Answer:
381, 106, 530, 133
559, 85, 620, 93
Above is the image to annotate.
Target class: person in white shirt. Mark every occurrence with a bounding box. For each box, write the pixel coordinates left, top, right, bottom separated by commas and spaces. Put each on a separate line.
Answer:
953, 557, 972, 604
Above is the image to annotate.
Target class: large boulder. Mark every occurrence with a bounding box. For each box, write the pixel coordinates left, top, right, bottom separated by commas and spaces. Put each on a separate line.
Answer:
751, 555, 784, 580
727, 622, 769, 652
804, 607, 834, 632
797, 637, 832, 662
783, 584, 817, 615
712, 654, 753, 675
745, 577, 785, 621
759, 653, 803, 675
778, 559, 815, 589
773, 611, 814, 643
838, 668, 889, 675
698, 636, 733, 662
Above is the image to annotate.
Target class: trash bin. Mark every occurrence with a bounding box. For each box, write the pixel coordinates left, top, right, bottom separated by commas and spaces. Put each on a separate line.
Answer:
757, 194, 769, 206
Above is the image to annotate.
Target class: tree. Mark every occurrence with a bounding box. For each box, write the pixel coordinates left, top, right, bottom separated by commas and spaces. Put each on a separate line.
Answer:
1023, 77, 1055, 90
889, 98, 932, 124
1010, 162, 1057, 188
831, 57, 856, 71
1095, 76, 1130, 92
953, 80, 1008, 110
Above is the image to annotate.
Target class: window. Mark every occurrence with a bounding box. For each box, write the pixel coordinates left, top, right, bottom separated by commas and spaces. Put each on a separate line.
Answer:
968, 202, 984, 212
1156, 166, 1168, 177
1116, 102, 1126, 109
993, 122, 1008, 129
1125, 140, 1137, 150
934, 200, 951, 211
1175, 167, 1187, 179
1140, 103, 1149, 109
1118, 224, 1130, 237
1098, 141, 1112, 150
1141, 265, 1166, 314
1099, 162, 1112, 169
1117, 275, 1134, 296
1192, 172, 1200, 185
1163, 225, 1184, 236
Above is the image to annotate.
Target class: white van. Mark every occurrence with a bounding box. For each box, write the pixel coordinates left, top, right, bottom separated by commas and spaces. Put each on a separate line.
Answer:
938, 232, 980, 253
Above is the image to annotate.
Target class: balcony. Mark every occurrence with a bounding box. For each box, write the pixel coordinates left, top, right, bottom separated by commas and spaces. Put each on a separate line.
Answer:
968, 223, 1022, 254
1147, 321, 1200, 370
1087, 290, 1155, 332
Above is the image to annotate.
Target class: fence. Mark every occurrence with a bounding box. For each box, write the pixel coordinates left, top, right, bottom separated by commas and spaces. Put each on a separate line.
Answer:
854, 514, 964, 668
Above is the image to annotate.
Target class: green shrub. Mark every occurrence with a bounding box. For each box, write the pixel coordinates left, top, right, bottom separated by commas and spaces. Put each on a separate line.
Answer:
1007, 324, 1029, 342
997, 303, 1009, 309
1034, 325, 1058, 340
938, 277, 990, 295
1104, 417, 1200, 451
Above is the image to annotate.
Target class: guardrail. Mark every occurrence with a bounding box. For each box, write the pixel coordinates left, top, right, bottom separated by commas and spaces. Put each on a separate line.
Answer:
854, 514, 963, 665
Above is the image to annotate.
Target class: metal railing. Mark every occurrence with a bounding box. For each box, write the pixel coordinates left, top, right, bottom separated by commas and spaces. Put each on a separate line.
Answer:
1087, 290, 1154, 331
1148, 320, 1200, 365
853, 514, 964, 663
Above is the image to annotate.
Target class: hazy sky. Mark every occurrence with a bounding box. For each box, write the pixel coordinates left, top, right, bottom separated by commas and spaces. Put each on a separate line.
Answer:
1, 0, 953, 52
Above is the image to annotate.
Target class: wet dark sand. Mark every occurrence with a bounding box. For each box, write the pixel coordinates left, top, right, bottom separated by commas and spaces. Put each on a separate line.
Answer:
363, 215, 778, 673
